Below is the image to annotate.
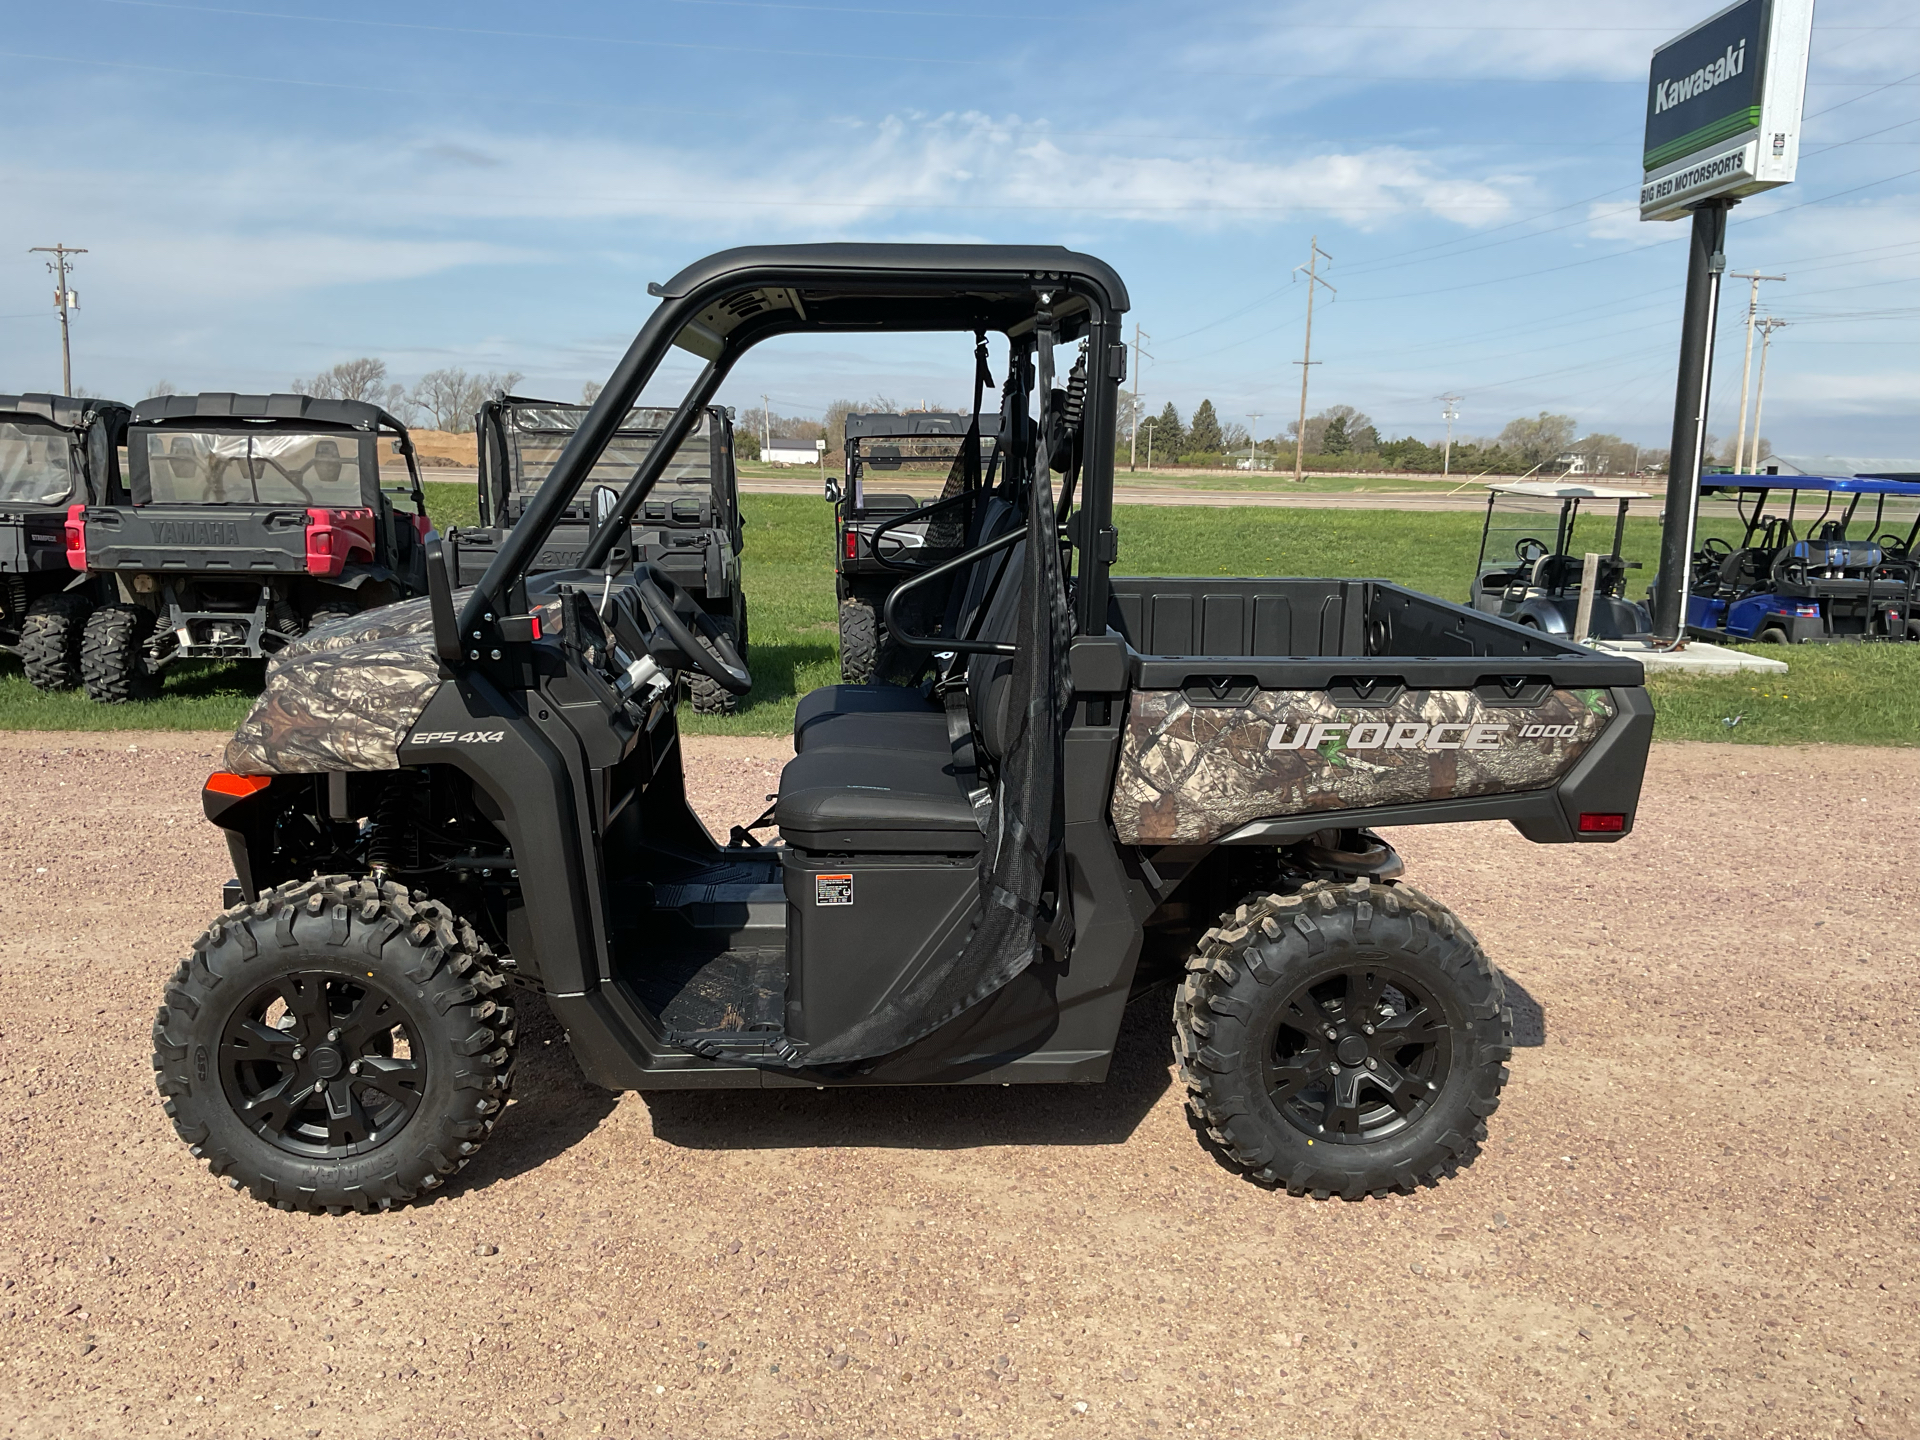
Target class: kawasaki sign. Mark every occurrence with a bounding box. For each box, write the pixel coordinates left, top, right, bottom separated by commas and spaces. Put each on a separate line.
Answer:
1640, 0, 1813, 222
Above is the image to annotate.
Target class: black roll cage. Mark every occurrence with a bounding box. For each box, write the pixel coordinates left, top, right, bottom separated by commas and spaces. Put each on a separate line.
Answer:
459, 245, 1128, 656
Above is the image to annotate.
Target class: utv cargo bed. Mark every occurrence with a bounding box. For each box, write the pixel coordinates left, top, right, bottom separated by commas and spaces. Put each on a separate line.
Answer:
1105, 576, 1650, 845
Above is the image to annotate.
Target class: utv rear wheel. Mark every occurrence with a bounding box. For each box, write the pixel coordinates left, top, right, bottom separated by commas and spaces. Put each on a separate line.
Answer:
839, 588, 880, 684
305, 601, 359, 631
80, 603, 156, 702
688, 616, 745, 715
19, 592, 91, 691
151, 876, 516, 1213
1757, 626, 1789, 645
1173, 879, 1511, 1200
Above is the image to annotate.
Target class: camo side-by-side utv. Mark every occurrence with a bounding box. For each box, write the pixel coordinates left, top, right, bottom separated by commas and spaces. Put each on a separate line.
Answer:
832, 410, 998, 684
0, 393, 129, 690
447, 396, 748, 713
152, 245, 1652, 1215
75, 394, 433, 701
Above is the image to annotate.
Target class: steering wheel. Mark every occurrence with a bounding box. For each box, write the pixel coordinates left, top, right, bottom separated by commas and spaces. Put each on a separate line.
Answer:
1514, 537, 1550, 564
1700, 537, 1733, 557
624, 564, 752, 696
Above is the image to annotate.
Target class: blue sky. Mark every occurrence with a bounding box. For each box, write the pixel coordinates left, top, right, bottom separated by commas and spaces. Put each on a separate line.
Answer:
1, 0, 1914, 458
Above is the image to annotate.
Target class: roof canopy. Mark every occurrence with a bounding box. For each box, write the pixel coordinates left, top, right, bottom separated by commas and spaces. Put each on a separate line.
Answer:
653, 244, 1129, 360
1701, 473, 1920, 497
1487, 481, 1651, 500
132, 392, 409, 435
0, 393, 131, 431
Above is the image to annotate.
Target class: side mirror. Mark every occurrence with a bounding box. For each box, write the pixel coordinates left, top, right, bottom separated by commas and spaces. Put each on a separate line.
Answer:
590, 484, 632, 575
823, 476, 842, 504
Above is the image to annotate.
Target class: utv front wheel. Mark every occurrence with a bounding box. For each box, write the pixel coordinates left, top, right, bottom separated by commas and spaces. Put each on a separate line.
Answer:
688, 616, 745, 715
152, 877, 516, 1213
80, 603, 155, 702
1173, 879, 1511, 1200
19, 592, 91, 691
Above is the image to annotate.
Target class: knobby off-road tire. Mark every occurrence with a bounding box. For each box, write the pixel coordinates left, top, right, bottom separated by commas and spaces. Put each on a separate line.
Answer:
152, 876, 516, 1214
839, 588, 880, 684
80, 602, 156, 702
19, 592, 91, 691
1173, 878, 1512, 1200
688, 615, 745, 716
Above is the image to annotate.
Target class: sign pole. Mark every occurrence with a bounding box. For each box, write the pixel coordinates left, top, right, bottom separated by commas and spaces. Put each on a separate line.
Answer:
1651, 198, 1730, 643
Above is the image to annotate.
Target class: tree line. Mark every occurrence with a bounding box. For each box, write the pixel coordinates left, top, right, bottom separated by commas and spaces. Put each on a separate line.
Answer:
143, 358, 534, 433
1130, 401, 1711, 477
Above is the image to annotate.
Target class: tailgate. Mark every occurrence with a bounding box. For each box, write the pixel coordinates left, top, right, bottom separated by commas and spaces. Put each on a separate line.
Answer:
82, 505, 310, 573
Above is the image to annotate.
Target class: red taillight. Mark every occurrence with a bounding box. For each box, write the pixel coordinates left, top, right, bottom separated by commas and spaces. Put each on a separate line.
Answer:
64, 503, 87, 570
1578, 813, 1626, 833
844, 531, 859, 560
205, 772, 272, 798
305, 507, 376, 577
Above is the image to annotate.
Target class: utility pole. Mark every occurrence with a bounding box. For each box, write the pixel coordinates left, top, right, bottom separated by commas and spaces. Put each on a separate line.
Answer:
1747, 317, 1787, 473
1290, 236, 1333, 483
759, 393, 770, 460
30, 244, 86, 395
1438, 393, 1461, 477
1128, 324, 1152, 470
1728, 271, 1785, 477
1142, 419, 1156, 472
1247, 413, 1262, 471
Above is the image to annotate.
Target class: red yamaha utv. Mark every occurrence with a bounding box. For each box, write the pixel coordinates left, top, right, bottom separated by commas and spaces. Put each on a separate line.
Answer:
152, 246, 1651, 1214
76, 393, 433, 700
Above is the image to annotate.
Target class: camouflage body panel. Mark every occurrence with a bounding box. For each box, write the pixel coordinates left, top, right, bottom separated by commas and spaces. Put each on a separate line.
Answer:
269, 588, 472, 664
227, 617, 442, 774
1111, 687, 1616, 845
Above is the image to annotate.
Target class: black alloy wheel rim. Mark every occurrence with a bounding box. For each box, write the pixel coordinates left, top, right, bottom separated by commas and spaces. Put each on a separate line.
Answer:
1263, 963, 1453, 1145
219, 971, 427, 1158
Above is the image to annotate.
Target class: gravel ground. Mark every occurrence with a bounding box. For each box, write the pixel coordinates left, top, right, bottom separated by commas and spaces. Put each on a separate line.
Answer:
0, 732, 1914, 1440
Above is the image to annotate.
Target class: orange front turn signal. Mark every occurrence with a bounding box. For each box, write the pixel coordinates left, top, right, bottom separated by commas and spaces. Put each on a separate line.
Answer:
205, 772, 273, 797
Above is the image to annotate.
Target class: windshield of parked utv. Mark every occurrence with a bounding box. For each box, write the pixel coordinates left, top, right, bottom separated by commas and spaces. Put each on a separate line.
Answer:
138, 430, 366, 507
0, 420, 76, 505
509, 406, 712, 506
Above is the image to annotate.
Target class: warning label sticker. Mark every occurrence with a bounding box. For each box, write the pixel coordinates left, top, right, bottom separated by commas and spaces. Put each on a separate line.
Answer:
815, 873, 853, 906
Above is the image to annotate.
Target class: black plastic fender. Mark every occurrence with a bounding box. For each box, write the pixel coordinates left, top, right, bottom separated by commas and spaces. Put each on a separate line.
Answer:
397, 675, 599, 995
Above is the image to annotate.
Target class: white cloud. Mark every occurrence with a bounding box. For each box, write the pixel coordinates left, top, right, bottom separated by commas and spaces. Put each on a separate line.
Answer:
321, 112, 1522, 234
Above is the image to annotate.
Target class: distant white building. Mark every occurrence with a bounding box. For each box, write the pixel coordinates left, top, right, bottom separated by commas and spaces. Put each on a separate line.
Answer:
764, 438, 819, 466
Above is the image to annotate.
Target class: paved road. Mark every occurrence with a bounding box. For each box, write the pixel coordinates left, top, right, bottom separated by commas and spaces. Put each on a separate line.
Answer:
408, 467, 1793, 518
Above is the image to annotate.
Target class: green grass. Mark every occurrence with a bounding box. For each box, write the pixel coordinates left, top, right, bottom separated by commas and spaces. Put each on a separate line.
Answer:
1641, 644, 1920, 746
2, 489, 1906, 746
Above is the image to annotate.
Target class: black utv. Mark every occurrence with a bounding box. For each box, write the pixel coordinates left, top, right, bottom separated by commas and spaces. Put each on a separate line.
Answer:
447, 396, 747, 713
832, 409, 998, 684
152, 245, 1652, 1215
75, 394, 433, 701
0, 393, 129, 691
